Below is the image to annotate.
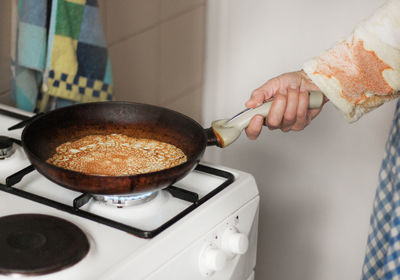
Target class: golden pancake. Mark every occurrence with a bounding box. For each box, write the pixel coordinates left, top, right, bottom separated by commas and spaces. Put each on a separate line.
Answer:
47, 134, 187, 176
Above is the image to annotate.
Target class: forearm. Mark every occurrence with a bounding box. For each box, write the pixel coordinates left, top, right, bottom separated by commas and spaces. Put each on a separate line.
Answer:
303, 0, 400, 122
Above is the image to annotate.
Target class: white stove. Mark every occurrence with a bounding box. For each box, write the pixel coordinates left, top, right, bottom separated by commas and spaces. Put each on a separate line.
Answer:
0, 104, 259, 280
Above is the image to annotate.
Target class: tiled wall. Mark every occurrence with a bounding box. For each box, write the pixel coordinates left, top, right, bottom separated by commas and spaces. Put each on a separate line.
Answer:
100, 0, 205, 122
0, 0, 206, 122
0, 0, 12, 105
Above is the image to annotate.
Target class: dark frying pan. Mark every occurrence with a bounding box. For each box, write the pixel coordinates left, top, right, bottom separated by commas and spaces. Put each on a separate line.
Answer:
21, 92, 323, 195
21, 102, 216, 195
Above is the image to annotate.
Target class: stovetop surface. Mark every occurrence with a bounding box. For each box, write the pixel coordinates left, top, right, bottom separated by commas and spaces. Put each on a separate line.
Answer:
0, 104, 230, 234
0, 104, 259, 279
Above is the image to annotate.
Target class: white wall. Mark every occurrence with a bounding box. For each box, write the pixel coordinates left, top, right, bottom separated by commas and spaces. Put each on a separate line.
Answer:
203, 0, 394, 279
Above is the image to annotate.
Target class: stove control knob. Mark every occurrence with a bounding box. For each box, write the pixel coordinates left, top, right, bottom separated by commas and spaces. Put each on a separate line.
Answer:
199, 245, 227, 276
221, 227, 249, 257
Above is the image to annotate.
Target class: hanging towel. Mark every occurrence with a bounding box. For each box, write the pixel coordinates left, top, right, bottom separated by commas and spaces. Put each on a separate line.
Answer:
11, 0, 113, 112
10, 0, 48, 111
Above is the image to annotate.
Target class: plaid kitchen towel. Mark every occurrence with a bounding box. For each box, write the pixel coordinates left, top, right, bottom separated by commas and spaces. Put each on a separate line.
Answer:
362, 99, 400, 280
11, 0, 113, 112
10, 0, 47, 111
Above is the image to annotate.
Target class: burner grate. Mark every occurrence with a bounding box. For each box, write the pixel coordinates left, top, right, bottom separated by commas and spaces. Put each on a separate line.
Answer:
0, 107, 235, 238
0, 108, 30, 122
0, 164, 234, 239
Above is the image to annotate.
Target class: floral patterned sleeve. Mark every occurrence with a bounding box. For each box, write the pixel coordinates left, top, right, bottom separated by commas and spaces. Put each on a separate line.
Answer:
302, 0, 400, 122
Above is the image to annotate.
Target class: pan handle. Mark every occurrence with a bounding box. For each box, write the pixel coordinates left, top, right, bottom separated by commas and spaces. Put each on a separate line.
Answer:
210, 91, 324, 148
204, 127, 222, 147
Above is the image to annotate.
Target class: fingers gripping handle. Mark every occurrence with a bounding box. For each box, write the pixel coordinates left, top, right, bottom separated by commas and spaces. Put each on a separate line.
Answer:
227, 91, 324, 130
210, 91, 324, 148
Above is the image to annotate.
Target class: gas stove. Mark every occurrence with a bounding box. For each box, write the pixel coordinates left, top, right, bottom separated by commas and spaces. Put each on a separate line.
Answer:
0, 104, 259, 280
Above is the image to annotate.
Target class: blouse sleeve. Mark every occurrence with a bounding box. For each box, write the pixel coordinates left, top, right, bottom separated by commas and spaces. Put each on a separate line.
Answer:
302, 0, 400, 122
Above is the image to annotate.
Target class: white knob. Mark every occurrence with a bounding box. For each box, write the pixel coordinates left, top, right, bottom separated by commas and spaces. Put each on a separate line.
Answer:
204, 248, 227, 271
222, 227, 249, 256
199, 246, 227, 276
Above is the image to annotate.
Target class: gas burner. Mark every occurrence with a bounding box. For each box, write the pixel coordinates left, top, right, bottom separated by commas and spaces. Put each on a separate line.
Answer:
93, 191, 159, 207
0, 214, 89, 276
0, 136, 16, 159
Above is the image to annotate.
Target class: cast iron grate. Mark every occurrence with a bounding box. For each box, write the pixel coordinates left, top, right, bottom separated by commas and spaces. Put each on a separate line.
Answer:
0, 164, 234, 238
0, 105, 235, 238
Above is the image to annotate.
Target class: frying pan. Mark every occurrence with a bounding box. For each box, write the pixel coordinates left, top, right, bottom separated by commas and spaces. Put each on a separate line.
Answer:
20, 92, 323, 195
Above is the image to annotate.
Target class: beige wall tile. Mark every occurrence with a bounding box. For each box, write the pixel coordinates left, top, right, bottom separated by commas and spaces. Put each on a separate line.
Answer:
0, 91, 13, 106
163, 87, 202, 122
160, 0, 204, 20
97, 0, 107, 32
109, 27, 159, 104
0, 65, 10, 98
160, 7, 204, 103
105, 0, 159, 45
0, 0, 11, 94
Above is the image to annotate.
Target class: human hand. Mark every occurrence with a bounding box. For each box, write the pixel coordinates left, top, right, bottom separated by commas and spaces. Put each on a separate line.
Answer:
245, 70, 327, 139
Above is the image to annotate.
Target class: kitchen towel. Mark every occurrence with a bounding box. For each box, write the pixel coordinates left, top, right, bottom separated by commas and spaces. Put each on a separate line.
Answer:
11, 0, 113, 112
